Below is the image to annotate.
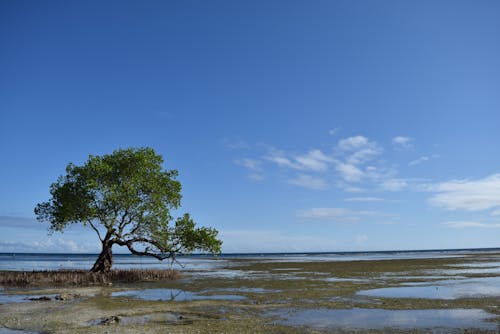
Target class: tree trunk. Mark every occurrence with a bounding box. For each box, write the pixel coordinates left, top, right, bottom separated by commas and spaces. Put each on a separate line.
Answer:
91, 240, 113, 273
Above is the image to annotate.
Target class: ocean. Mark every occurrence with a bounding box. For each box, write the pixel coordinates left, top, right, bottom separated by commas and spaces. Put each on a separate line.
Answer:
1, 248, 499, 272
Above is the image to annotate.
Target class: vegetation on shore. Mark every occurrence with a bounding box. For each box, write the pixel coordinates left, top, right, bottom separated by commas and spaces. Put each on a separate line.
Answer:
0, 269, 180, 287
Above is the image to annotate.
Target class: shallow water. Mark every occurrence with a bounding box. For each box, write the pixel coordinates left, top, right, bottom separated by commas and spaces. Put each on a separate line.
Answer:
111, 288, 246, 301
358, 276, 500, 299
0, 329, 40, 334
435, 267, 500, 275
203, 287, 281, 294
450, 261, 500, 268
1, 249, 485, 271
269, 308, 498, 331
0, 292, 56, 304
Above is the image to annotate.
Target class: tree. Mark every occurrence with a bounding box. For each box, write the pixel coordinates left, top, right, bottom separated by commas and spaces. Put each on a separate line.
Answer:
35, 147, 222, 273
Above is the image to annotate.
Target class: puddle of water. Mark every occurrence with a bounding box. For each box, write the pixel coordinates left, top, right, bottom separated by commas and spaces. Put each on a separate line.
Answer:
325, 277, 364, 282
111, 288, 246, 302
0, 293, 57, 304
436, 267, 500, 275
358, 276, 500, 299
204, 287, 281, 294
119, 313, 181, 325
0, 329, 41, 334
272, 268, 302, 271
449, 261, 500, 268
269, 308, 498, 331
187, 269, 258, 279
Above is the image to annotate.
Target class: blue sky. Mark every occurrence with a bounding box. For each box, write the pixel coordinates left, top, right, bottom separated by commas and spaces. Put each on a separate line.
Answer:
1, 0, 499, 253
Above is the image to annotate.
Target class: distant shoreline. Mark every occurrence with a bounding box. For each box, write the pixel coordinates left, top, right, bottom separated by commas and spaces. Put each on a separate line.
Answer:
1, 246, 499, 257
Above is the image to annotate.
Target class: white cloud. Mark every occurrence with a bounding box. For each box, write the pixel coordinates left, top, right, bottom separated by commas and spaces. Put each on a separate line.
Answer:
338, 136, 371, 151
380, 179, 407, 191
266, 149, 332, 172
0, 216, 44, 230
294, 150, 333, 171
392, 136, 413, 149
296, 208, 399, 223
332, 136, 386, 185
409, 155, 438, 167
335, 162, 364, 182
343, 186, 365, 193
236, 135, 405, 193
234, 158, 264, 181
297, 208, 359, 222
429, 174, 500, 211
337, 136, 383, 165
296, 207, 391, 223
443, 221, 500, 228
345, 197, 384, 202
0, 238, 99, 253
234, 158, 262, 171
288, 174, 328, 190
409, 156, 429, 166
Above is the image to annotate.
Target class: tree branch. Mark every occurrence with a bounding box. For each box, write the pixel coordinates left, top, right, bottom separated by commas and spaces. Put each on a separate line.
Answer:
114, 237, 174, 261
87, 220, 103, 241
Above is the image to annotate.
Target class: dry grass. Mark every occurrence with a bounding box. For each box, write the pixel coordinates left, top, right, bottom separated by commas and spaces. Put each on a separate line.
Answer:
0, 269, 181, 287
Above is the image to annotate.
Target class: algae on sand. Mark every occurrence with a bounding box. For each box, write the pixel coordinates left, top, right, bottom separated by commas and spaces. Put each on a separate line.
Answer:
1, 250, 500, 333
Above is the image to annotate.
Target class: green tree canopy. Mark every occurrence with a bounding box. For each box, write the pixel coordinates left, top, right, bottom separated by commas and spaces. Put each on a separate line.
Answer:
35, 147, 222, 272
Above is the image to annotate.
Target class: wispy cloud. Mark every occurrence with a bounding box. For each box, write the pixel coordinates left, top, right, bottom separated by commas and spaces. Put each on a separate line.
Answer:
409, 156, 429, 166
233, 135, 407, 193
234, 158, 262, 171
429, 174, 500, 211
335, 162, 364, 182
297, 208, 360, 222
332, 136, 396, 187
345, 197, 384, 202
337, 136, 383, 165
0, 216, 44, 230
266, 149, 332, 172
0, 238, 99, 253
443, 221, 500, 228
288, 174, 328, 190
296, 207, 393, 223
392, 136, 413, 150
409, 154, 438, 166
380, 179, 407, 192
234, 158, 264, 181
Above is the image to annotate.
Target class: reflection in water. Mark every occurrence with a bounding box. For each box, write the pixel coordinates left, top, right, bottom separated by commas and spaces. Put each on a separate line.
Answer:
358, 276, 500, 299
269, 308, 498, 330
111, 288, 246, 301
0, 329, 40, 334
0, 293, 57, 304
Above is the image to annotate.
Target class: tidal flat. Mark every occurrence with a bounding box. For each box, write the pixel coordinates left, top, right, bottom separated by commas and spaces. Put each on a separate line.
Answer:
1, 250, 499, 333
